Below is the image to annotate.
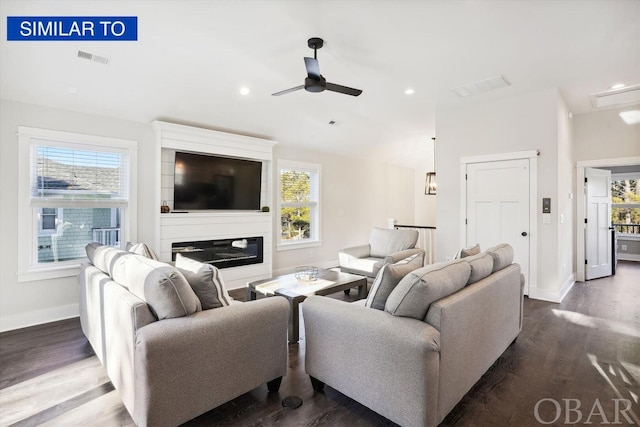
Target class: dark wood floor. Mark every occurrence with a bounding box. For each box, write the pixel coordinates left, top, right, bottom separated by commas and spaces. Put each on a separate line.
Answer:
1, 261, 638, 426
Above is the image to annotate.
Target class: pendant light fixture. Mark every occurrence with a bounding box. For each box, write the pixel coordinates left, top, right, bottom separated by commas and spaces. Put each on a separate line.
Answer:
425, 137, 437, 195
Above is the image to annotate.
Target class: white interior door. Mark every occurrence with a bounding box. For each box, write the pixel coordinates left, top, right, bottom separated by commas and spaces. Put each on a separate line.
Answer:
585, 167, 612, 280
466, 159, 530, 293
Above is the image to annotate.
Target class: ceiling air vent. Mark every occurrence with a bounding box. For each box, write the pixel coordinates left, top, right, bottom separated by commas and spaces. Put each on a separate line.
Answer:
589, 85, 640, 108
77, 50, 110, 65
452, 75, 511, 97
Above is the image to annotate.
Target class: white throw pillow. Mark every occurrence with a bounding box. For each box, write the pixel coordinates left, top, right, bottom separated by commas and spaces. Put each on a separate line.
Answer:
126, 241, 160, 260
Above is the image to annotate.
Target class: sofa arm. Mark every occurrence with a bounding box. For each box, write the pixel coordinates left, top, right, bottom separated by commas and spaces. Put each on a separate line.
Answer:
303, 296, 440, 427
338, 244, 371, 265
383, 248, 425, 265
133, 297, 289, 427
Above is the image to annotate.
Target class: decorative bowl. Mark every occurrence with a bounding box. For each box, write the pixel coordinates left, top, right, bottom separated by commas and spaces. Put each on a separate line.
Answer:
295, 266, 319, 281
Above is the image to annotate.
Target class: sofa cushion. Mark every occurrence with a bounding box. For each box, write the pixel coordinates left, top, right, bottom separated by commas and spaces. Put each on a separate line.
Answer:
384, 260, 471, 320
485, 244, 514, 272
369, 227, 418, 258
126, 241, 160, 260
460, 243, 481, 258
462, 252, 494, 285
86, 243, 201, 319
86, 242, 131, 276
365, 253, 423, 310
175, 253, 232, 309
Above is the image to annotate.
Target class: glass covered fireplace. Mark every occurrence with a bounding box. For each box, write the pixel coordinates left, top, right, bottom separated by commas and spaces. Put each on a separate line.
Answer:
172, 236, 263, 269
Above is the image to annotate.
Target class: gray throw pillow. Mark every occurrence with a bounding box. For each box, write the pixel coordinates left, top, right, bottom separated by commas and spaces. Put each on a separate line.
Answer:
460, 243, 481, 258
175, 254, 232, 309
384, 260, 471, 320
463, 252, 494, 285
485, 243, 514, 272
365, 253, 423, 310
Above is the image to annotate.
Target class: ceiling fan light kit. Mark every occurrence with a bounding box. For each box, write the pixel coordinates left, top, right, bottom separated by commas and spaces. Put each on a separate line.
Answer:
272, 37, 363, 97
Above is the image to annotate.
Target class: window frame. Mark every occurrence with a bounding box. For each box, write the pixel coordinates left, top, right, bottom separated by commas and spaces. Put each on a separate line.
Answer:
276, 159, 322, 251
17, 126, 137, 282
38, 207, 62, 236
611, 174, 640, 240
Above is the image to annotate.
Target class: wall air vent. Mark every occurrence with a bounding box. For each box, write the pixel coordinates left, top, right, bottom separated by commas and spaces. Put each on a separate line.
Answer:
451, 75, 511, 97
589, 85, 640, 108
77, 50, 110, 65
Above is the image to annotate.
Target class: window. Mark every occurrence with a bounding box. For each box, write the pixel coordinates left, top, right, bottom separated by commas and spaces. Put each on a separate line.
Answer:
611, 176, 640, 237
38, 208, 61, 234
18, 127, 137, 281
277, 160, 321, 250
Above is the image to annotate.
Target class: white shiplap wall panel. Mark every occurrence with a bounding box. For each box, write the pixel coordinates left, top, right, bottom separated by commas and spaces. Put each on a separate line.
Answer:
154, 121, 277, 289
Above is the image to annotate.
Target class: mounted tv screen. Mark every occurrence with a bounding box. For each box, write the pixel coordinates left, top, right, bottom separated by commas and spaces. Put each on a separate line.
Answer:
173, 152, 262, 211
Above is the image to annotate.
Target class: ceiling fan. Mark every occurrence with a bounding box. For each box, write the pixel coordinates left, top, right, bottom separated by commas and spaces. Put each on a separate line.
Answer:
272, 37, 363, 97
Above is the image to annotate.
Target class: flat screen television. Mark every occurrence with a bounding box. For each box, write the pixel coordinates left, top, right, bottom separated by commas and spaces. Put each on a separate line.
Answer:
173, 151, 262, 210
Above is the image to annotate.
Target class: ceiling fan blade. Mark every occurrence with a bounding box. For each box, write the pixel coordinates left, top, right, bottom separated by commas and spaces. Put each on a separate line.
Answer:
304, 57, 321, 80
326, 82, 363, 97
272, 85, 305, 96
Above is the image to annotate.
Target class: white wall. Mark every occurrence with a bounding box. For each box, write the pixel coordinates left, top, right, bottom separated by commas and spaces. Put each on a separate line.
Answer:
436, 88, 574, 302
573, 107, 640, 162
0, 100, 156, 331
271, 144, 415, 274
556, 94, 575, 293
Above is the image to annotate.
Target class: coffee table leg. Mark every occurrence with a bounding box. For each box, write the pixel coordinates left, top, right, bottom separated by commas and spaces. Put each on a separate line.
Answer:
357, 280, 367, 300
288, 298, 300, 344
247, 287, 257, 301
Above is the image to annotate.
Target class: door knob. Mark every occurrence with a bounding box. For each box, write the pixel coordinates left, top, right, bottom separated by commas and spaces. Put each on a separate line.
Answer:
521, 232, 528, 236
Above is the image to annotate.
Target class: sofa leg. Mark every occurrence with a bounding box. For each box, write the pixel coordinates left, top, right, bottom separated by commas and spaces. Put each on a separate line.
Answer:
309, 376, 325, 392
267, 376, 282, 392
343, 289, 351, 295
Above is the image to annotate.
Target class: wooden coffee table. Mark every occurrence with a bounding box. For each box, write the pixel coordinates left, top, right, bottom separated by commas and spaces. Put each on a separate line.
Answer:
247, 269, 367, 343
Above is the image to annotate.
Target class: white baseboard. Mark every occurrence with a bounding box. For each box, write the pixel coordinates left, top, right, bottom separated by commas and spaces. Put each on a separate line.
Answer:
529, 273, 575, 303
0, 303, 79, 333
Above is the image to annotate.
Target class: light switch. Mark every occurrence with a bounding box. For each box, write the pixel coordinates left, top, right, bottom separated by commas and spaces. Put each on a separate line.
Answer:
543, 213, 551, 224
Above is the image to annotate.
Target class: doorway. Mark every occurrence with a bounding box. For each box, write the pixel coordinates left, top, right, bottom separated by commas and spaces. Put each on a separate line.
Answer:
461, 150, 538, 296
576, 156, 640, 282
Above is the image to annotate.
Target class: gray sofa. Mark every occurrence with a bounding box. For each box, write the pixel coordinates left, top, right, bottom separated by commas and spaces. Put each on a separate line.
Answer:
338, 227, 425, 278
78, 243, 289, 427
303, 244, 524, 427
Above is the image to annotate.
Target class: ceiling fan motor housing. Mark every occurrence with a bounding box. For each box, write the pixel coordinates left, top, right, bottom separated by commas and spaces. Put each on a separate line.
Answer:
305, 76, 326, 93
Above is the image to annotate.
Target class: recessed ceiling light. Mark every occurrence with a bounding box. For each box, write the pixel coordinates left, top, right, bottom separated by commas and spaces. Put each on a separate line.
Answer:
239, 87, 250, 95
404, 88, 415, 95
619, 109, 640, 125
611, 83, 626, 90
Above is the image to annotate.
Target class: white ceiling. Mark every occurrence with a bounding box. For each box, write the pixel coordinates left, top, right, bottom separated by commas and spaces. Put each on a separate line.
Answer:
1, 0, 639, 168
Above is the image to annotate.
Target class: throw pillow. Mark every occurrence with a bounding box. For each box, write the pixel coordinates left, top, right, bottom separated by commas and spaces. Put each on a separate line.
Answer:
485, 243, 514, 272
384, 260, 471, 320
365, 253, 423, 310
175, 253, 232, 309
462, 252, 494, 285
460, 243, 481, 258
126, 241, 160, 260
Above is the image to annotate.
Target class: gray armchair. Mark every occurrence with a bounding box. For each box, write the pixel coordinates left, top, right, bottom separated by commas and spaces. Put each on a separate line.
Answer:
339, 227, 425, 279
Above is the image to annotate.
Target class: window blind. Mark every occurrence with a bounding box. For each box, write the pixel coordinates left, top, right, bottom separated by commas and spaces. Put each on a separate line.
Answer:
31, 143, 128, 202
